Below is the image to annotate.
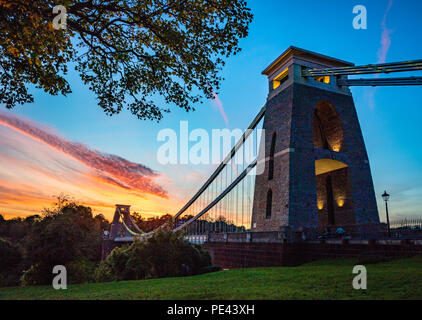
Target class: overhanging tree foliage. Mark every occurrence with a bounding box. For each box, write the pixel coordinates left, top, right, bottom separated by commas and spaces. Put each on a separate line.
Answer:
0, 0, 253, 120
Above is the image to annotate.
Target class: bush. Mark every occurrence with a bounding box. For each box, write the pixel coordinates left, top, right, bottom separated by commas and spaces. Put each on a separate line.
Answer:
94, 242, 150, 282
20, 263, 50, 287
124, 242, 151, 280
21, 259, 98, 286
94, 261, 114, 283
67, 259, 97, 284
19, 200, 105, 285
140, 230, 211, 278
26, 203, 103, 268
0, 198, 110, 287
94, 245, 129, 282
0, 238, 22, 286
0, 238, 21, 271
95, 230, 212, 282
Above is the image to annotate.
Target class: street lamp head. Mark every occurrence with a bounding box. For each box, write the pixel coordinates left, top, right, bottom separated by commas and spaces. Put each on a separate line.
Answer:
382, 190, 390, 202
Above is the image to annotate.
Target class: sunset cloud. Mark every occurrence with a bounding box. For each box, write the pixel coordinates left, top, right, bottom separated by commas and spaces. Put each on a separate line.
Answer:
367, 0, 394, 109
377, 0, 394, 64
210, 88, 229, 126
0, 111, 167, 198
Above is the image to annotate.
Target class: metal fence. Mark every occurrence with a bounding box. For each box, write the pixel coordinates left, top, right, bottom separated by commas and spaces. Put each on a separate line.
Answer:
317, 220, 422, 240
390, 219, 422, 230
185, 219, 422, 244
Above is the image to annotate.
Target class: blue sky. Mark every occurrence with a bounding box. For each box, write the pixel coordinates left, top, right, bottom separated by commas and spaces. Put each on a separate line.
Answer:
2, 0, 422, 221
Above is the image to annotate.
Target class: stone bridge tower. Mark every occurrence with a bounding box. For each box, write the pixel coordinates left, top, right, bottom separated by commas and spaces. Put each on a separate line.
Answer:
251, 46, 380, 235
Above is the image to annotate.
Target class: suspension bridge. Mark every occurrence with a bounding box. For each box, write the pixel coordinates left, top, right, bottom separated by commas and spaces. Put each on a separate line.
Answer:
103, 46, 422, 262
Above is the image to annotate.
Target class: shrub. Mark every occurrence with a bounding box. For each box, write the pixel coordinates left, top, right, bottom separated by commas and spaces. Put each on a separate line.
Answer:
21, 259, 98, 286
94, 245, 130, 282
138, 230, 212, 278
1, 198, 110, 287
93, 261, 114, 283
124, 241, 151, 280
67, 259, 97, 284
26, 203, 103, 268
95, 242, 150, 282
0, 238, 21, 272
95, 230, 213, 282
0, 238, 22, 286
20, 200, 105, 285
20, 263, 50, 287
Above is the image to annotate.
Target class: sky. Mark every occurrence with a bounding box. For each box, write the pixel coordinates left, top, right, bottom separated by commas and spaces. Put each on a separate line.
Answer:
1, 0, 421, 222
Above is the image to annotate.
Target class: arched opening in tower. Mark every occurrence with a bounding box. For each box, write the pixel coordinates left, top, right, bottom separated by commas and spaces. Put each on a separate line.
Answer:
313, 101, 345, 152
315, 159, 355, 232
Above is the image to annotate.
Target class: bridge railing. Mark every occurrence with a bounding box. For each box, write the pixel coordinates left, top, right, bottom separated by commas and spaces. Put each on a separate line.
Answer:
198, 221, 422, 243
390, 219, 422, 230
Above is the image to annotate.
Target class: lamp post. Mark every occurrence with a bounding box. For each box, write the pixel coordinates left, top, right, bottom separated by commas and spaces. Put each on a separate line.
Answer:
382, 190, 391, 237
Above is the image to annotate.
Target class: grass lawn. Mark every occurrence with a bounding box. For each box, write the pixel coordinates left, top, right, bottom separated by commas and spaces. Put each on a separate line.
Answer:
1, 257, 421, 300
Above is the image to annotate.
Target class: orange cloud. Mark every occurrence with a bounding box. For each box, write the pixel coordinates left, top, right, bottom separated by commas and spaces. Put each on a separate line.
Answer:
0, 111, 167, 198
0, 112, 178, 220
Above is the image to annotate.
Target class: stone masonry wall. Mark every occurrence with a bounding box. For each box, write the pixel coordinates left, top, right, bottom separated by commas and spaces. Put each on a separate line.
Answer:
316, 167, 356, 231
204, 241, 422, 268
251, 82, 379, 233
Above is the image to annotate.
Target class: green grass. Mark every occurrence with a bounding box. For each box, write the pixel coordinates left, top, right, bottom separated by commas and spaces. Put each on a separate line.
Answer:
1, 257, 422, 300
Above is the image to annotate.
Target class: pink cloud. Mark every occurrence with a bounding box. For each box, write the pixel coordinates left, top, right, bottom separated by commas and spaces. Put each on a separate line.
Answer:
210, 89, 229, 126
0, 111, 168, 198
377, 0, 394, 64
367, 0, 394, 109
